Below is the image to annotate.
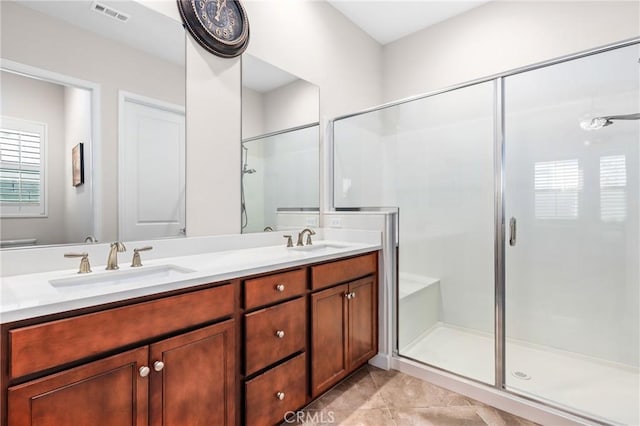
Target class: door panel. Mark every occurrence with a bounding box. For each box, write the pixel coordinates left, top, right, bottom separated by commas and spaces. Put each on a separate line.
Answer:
310, 284, 348, 397
121, 95, 185, 240
149, 321, 236, 426
8, 347, 148, 426
348, 276, 377, 369
504, 44, 639, 425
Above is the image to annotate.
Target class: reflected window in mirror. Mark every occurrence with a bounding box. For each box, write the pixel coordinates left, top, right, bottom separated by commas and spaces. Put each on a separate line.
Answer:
241, 55, 320, 233
0, 0, 185, 248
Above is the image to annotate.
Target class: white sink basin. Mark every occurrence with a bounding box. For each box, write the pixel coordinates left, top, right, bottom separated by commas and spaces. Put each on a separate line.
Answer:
49, 265, 196, 290
288, 243, 350, 252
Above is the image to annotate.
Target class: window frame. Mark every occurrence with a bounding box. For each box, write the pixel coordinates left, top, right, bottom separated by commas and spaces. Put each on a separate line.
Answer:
0, 116, 48, 218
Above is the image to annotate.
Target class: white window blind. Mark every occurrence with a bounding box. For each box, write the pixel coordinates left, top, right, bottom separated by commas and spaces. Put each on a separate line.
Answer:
534, 159, 582, 219
0, 117, 46, 217
600, 155, 626, 222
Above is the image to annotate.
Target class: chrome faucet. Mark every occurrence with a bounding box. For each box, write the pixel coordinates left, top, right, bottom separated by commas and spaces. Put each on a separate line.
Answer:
106, 242, 126, 270
84, 235, 98, 244
297, 228, 316, 246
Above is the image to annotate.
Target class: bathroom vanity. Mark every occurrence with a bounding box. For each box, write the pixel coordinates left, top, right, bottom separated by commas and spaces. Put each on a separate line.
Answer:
0, 240, 379, 426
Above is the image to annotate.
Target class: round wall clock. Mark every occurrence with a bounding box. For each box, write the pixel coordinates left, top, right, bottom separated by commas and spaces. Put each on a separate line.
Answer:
177, 0, 249, 58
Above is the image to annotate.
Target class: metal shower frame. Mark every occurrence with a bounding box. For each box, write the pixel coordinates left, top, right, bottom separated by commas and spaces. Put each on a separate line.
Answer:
327, 36, 640, 425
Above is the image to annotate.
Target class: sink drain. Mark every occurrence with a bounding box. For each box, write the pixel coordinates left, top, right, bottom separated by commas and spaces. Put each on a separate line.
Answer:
511, 370, 532, 380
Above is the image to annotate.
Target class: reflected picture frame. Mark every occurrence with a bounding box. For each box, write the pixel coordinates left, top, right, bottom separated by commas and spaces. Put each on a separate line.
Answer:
72, 142, 84, 187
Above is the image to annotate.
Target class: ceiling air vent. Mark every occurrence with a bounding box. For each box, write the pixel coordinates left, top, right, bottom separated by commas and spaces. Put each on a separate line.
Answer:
91, 2, 130, 22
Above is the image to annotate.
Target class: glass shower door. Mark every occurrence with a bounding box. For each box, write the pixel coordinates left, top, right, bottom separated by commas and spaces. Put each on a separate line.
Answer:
503, 44, 639, 425
334, 81, 496, 384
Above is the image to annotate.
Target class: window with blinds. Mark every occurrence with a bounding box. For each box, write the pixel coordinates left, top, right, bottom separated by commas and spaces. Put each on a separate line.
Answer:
0, 117, 46, 217
600, 155, 626, 222
534, 159, 583, 219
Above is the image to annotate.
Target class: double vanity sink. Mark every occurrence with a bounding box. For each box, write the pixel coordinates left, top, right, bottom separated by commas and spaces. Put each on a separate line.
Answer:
0, 230, 381, 426
50, 243, 349, 290
0, 236, 375, 323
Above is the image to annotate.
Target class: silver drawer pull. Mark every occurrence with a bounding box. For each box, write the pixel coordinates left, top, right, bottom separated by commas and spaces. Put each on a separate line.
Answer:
276, 391, 285, 400
153, 361, 165, 372
275, 284, 285, 292
275, 330, 285, 338
139, 366, 150, 377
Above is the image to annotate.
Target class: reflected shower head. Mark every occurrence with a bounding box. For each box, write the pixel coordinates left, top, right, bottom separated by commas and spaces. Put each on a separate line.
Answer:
243, 165, 256, 174
580, 113, 640, 131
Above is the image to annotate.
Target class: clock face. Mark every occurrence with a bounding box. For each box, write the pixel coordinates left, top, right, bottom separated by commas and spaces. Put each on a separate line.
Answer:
194, 0, 243, 43
177, 0, 249, 58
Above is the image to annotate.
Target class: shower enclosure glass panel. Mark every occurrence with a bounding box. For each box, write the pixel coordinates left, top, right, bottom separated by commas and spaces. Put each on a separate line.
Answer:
242, 124, 319, 233
503, 44, 639, 425
334, 82, 496, 384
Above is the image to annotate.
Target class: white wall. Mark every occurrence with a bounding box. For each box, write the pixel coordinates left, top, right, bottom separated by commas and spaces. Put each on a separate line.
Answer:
1, 72, 67, 245
1, 1, 185, 242
264, 79, 319, 134
63, 86, 93, 243
241, 87, 265, 139
383, 1, 640, 102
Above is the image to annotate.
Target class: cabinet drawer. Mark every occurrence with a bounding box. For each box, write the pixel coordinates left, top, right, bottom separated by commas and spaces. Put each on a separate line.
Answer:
311, 252, 377, 290
245, 353, 307, 426
244, 268, 306, 310
9, 284, 234, 379
245, 297, 306, 375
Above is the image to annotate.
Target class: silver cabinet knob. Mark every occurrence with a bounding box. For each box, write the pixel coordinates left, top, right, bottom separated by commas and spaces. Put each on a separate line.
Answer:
344, 292, 351, 299
275, 284, 285, 292
276, 392, 285, 400
351, 291, 356, 299
139, 366, 150, 377
275, 330, 285, 338
153, 361, 165, 372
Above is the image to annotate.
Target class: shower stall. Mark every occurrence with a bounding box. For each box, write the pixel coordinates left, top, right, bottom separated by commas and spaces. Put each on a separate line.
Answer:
241, 123, 319, 233
332, 40, 639, 425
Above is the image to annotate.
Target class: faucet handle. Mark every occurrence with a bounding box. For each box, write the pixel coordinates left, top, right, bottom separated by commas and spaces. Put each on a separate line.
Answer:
64, 252, 92, 274
306, 229, 316, 246
131, 246, 153, 267
283, 235, 293, 248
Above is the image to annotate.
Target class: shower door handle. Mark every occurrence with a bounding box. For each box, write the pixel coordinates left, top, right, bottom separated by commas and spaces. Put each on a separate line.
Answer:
509, 217, 517, 246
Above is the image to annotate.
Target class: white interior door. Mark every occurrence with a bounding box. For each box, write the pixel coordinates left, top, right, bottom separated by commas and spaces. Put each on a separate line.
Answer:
119, 93, 185, 241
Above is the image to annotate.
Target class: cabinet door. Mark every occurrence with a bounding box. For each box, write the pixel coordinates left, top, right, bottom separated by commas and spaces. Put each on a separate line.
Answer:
8, 347, 148, 426
149, 320, 236, 426
348, 276, 377, 370
310, 284, 348, 397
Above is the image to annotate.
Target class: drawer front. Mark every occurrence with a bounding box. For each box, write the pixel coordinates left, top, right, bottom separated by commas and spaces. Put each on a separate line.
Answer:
9, 284, 234, 379
311, 252, 377, 290
244, 268, 306, 310
245, 297, 306, 375
245, 353, 307, 426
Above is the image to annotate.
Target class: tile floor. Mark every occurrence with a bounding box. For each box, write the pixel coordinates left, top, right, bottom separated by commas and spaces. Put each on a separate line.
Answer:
284, 365, 539, 426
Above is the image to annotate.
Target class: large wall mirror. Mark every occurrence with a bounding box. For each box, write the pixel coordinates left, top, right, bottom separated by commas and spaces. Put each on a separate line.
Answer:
241, 55, 320, 233
0, 0, 185, 248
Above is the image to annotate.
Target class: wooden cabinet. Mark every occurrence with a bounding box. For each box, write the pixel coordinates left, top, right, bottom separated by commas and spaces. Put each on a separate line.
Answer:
2, 251, 379, 426
311, 275, 377, 398
149, 321, 236, 426
244, 353, 307, 426
8, 347, 149, 426
245, 298, 306, 375
8, 321, 236, 426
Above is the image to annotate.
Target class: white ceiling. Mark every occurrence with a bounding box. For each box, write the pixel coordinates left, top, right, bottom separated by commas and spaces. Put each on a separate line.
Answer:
18, 0, 184, 65
327, 0, 491, 45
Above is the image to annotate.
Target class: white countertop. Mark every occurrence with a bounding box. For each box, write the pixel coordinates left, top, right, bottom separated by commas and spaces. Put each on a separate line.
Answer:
0, 239, 380, 324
